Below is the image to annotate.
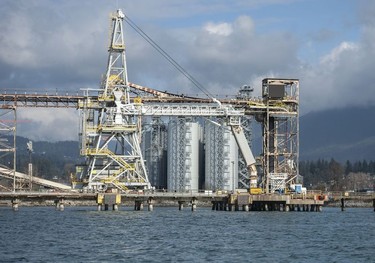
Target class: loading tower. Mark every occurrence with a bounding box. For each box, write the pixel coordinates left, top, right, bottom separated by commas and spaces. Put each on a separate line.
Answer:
79, 9, 150, 191
261, 78, 299, 193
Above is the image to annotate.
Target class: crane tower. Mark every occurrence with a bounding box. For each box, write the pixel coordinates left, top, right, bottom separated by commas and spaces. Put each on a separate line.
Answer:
79, 9, 150, 191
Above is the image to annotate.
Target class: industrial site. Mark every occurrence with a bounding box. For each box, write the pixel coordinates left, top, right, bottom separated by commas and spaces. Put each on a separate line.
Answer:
1, 9, 371, 212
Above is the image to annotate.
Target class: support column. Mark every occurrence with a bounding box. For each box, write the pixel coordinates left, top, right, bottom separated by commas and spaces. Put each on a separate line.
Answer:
55, 199, 64, 211
148, 198, 154, 211
341, 198, 345, 211
97, 193, 121, 211
134, 200, 144, 211
243, 204, 249, 212
134, 201, 138, 210
284, 204, 290, 212
12, 199, 19, 212
178, 201, 185, 211
224, 201, 228, 211
191, 198, 197, 212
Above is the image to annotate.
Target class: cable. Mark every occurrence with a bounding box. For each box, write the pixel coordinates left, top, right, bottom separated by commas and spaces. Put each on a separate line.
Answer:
124, 15, 214, 99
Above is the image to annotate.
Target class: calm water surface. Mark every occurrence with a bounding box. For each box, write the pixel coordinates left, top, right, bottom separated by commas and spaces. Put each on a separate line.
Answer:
0, 206, 374, 262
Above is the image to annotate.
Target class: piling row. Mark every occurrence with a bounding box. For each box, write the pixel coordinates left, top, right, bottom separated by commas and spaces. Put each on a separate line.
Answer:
211, 201, 323, 212
3, 193, 374, 212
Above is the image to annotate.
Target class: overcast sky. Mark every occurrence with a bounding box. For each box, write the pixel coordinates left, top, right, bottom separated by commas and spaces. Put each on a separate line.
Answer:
0, 0, 374, 141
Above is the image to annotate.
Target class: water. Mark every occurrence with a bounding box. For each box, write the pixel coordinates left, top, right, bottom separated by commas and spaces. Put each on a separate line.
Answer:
0, 206, 374, 262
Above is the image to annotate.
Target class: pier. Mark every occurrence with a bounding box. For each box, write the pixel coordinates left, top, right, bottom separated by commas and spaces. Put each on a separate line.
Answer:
0, 191, 331, 212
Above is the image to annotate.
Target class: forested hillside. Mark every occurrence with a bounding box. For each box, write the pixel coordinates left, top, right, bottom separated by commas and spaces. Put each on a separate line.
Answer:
0, 136, 81, 183
300, 159, 374, 192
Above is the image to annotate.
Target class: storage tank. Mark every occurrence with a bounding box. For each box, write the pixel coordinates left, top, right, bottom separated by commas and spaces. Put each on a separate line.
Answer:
205, 120, 238, 191
167, 118, 200, 192
141, 118, 168, 189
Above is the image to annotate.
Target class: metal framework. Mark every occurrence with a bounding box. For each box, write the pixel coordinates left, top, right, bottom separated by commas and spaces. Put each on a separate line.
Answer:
236, 85, 254, 188
0, 106, 17, 191
0, 94, 81, 108
78, 9, 149, 191
261, 78, 299, 193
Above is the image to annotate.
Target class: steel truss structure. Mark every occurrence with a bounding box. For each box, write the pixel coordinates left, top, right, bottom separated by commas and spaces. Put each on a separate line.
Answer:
77, 9, 150, 191
261, 78, 299, 193
236, 85, 254, 189
0, 106, 18, 191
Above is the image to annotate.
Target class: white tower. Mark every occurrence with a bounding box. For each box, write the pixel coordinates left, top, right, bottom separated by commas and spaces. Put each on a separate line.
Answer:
80, 9, 150, 191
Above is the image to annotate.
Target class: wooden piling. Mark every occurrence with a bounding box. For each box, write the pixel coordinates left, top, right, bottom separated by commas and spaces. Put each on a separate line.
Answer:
341, 198, 345, 211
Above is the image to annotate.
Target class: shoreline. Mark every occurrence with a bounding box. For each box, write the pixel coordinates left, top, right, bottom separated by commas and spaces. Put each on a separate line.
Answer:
1, 199, 373, 208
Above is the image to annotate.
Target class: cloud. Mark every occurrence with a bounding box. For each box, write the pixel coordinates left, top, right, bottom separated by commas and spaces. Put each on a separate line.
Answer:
204, 22, 233, 36
297, 4, 375, 112
17, 108, 79, 142
1, 0, 374, 141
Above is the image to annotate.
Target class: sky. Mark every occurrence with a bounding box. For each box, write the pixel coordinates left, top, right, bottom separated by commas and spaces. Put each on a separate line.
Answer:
0, 0, 374, 141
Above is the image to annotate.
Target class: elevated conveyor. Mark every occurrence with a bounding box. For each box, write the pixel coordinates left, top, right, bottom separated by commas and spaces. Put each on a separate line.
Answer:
0, 167, 72, 191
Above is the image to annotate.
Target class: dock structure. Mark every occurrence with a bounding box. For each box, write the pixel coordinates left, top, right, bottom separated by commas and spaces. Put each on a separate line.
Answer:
0, 191, 329, 212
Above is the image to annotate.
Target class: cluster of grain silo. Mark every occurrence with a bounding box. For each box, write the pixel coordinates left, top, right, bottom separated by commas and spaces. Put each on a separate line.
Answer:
141, 117, 242, 192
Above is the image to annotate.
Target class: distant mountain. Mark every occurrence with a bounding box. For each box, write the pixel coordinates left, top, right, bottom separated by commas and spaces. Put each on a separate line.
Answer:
1, 136, 80, 182
300, 106, 375, 162
14, 136, 80, 162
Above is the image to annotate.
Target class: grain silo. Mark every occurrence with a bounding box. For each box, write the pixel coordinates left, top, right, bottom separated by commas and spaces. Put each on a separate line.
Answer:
205, 120, 238, 192
141, 117, 168, 189
167, 118, 200, 192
